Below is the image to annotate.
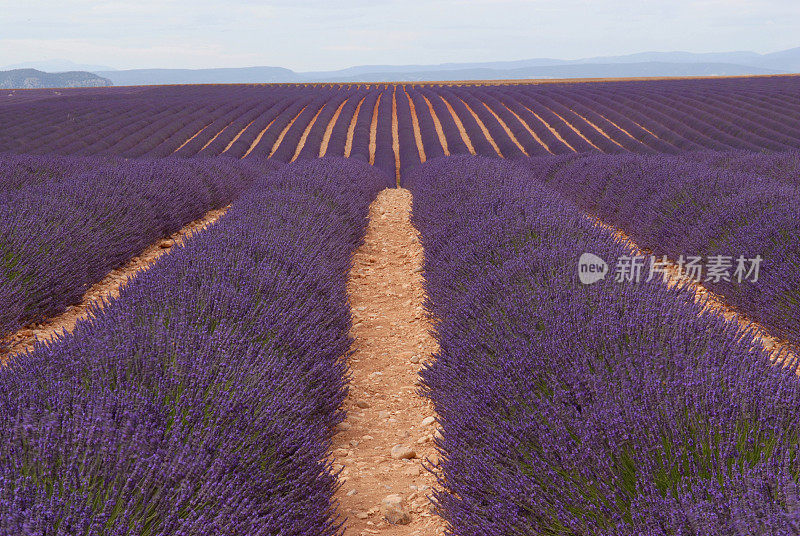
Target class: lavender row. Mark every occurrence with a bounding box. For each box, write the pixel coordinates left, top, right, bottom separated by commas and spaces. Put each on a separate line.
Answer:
524, 152, 800, 348
5, 78, 800, 163
0, 154, 267, 345
406, 155, 800, 534
0, 157, 388, 534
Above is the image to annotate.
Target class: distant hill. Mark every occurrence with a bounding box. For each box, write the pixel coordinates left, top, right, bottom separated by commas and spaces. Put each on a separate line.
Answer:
0, 69, 112, 89
95, 66, 297, 86
87, 47, 800, 85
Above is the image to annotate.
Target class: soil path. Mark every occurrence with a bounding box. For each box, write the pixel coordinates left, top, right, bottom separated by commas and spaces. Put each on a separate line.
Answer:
0, 207, 229, 365
320, 98, 349, 157
457, 97, 503, 157
369, 93, 383, 166
345, 96, 368, 158
543, 106, 602, 151
569, 111, 626, 150
500, 103, 553, 154
403, 88, 426, 163
333, 189, 445, 536
222, 118, 257, 154
173, 122, 212, 154
268, 105, 308, 158
439, 96, 475, 155
521, 104, 577, 152
391, 87, 401, 186
479, 101, 529, 156
292, 104, 326, 161
420, 94, 449, 156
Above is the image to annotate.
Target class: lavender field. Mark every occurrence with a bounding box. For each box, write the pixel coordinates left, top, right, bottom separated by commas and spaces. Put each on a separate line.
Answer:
1, 76, 800, 534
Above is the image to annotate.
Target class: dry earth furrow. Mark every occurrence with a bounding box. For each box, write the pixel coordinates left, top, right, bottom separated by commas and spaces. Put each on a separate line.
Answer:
345, 96, 368, 158
1, 206, 229, 365
267, 105, 308, 158
172, 122, 213, 154
420, 94, 449, 156
439, 96, 475, 155
369, 93, 383, 166
392, 87, 401, 185
332, 189, 445, 536
404, 88, 427, 163
480, 101, 529, 156
543, 106, 603, 151
320, 98, 349, 157
499, 102, 554, 154
199, 119, 236, 152
292, 103, 326, 162
520, 104, 578, 152
222, 118, 257, 154
457, 97, 503, 157
569, 111, 627, 150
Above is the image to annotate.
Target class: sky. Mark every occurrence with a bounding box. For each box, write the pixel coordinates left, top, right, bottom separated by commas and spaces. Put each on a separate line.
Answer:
1, 0, 799, 71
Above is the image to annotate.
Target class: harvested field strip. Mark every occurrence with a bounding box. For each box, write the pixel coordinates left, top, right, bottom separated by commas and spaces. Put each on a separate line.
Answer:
199, 118, 236, 152
1, 206, 229, 365
500, 103, 554, 154
543, 106, 603, 151
268, 105, 308, 158
480, 101, 529, 156
404, 88, 426, 163
221, 118, 257, 153
345, 96, 367, 158
369, 93, 383, 166
391, 88, 401, 185
421, 94, 449, 156
333, 188, 444, 536
292, 103, 327, 162
440, 96, 475, 155
458, 97, 503, 157
520, 104, 577, 152
172, 122, 213, 154
320, 98, 349, 157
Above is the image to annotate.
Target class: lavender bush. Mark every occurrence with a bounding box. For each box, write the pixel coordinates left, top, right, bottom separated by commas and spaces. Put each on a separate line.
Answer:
406, 155, 800, 535
0, 154, 270, 344
0, 157, 388, 534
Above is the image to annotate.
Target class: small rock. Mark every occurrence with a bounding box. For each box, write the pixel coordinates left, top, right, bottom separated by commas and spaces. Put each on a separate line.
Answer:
355, 511, 369, 520
434, 429, 443, 441
381, 494, 411, 525
159, 239, 172, 249
333, 448, 349, 457
391, 445, 417, 460
362, 435, 374, 441
412, 267, 424, 273
403, 465, 421, 476
410, 355, 421, 364
356, 306, 367, 311
347, 489, 358, 497
356, 400, 370, 409
336, 422, 352, 432
421, 416, 436, 427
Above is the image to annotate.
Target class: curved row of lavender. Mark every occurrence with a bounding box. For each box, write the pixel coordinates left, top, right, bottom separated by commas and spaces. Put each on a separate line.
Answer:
522, 153, 800, 348
406, 155, 800, 534
0, 154, 273, 347
0, 158, 389, 534
4, 77, 800, 162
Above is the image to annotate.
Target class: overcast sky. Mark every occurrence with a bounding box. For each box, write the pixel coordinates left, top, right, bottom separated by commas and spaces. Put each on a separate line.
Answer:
1, 0, 798, 71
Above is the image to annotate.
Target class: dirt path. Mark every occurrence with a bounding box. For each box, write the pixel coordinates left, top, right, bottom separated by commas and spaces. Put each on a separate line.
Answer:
479, 101, 529, 156
457, 97, 503, 157
369, 93, 383, 166
521, 104, 577, 152
199, 119, 236, 153
500, 103, 554, 154
332, 189, 445, 536
404, 89, 426, 163
543, 106, 602, 151
593, 217, 795, 362
420, 94, 449, 156
222, 118, 257, 154
1, 206, 229, 365
570, 111, 626, 150
391, 87, 401, 186
320, 98, 349, 157
268, 105, 308, 158
172, 122, 212, 154
439, 96, 475, 155
292, 104, 326, 162
345, 96, 368, 158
